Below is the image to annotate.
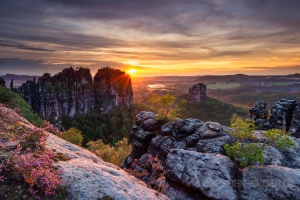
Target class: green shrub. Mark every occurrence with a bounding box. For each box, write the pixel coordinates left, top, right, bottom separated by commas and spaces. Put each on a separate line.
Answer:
87, 138, 132, 166
225, 114, 295, 168
59, 127, 84, 146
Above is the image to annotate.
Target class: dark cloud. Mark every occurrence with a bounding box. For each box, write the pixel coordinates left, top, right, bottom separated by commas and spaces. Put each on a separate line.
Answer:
0, 0, 300, 75
0, 40, 54, 51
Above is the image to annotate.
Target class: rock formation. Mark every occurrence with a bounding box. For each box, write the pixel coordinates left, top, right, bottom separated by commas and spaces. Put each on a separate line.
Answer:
269, 98, 297, 131
188, 83, 207, 102
0, 105, 168, 200
0, 77, 5, 87
18, 67, 133, 120
123, 111, 300, 200
248, 98, 300, 137
249, 100, 270, 129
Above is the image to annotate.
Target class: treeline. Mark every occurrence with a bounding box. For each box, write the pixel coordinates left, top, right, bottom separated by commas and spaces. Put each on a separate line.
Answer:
208, 87, 300, 108
177, 95, 248, 125
61, 103, 154, 146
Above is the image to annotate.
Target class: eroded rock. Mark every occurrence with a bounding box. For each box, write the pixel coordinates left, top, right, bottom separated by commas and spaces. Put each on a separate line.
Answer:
166, 149, 239, 200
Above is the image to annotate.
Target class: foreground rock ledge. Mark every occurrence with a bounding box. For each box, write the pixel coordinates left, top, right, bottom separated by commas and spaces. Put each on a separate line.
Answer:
241, 165, 300, 200
0, 105, 168, 200
166, 149, 239, 200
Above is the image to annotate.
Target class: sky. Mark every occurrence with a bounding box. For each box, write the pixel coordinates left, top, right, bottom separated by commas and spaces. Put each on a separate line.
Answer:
0, 0, 300, 77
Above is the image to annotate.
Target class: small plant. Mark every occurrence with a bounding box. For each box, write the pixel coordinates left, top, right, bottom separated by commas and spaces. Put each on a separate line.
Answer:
225, 114, 296, 168
125, 154, 169, 195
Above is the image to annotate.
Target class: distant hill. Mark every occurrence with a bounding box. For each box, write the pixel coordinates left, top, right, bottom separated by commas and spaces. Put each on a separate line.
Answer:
0, 73, 40, 88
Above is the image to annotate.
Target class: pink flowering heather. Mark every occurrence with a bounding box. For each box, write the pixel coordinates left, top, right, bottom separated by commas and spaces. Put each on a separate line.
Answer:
9, 145, 62, 196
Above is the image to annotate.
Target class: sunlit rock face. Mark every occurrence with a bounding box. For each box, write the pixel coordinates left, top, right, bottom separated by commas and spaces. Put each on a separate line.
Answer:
94, 67, 133, 111
19, 67, 133, 120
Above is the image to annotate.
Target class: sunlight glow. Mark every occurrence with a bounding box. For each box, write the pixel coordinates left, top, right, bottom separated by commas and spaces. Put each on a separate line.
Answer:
128, 69, 136, 74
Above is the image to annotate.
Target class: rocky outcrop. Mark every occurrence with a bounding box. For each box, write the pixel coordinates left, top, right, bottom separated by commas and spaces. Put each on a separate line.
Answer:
188, 83, 207, 102
0, 77, 5, 87
123, 111, 238, 200
124, 111, 300, 200
249, 100, 270, 130
249, 98, 300, 137
19, 67, 133, 120
0, 105, 168, 200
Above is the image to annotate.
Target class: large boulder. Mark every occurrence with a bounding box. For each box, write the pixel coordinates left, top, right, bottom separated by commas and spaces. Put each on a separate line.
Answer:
196, 135, 233, 154
186, 121, 225, 147
136, 111, 163, 131
166, 149, 239, 200
241, 165, 300, 200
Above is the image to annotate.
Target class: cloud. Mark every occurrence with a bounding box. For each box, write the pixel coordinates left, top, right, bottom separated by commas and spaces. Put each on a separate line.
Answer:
0, 0, 300, 75
0, 40, 54, 51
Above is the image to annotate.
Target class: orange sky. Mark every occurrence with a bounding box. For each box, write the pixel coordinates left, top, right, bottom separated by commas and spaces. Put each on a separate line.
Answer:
0, 1, 299, 76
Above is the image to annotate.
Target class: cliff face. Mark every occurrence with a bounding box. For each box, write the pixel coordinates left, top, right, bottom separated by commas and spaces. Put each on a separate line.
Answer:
19, 67, 133, 120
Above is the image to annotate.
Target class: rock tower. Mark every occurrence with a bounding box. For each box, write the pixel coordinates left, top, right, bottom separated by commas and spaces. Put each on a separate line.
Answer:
188, 83, 207, 102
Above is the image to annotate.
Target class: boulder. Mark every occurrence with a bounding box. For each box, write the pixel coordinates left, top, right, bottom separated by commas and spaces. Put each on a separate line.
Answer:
131, 125, 156, 142
196, 135, 233, 154
241, 165, 300, 200
186, 121, 225, 146
172, 118, 204, 138
136, 111, 163, 131
166, 149, 239, 200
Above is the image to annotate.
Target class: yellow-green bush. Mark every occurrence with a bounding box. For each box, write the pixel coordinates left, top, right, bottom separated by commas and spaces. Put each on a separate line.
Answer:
86, 138, 132, 166
59, 127, 83, 146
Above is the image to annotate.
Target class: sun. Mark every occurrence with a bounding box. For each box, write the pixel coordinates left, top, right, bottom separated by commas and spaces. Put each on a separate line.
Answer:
127, 69, 136, 74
